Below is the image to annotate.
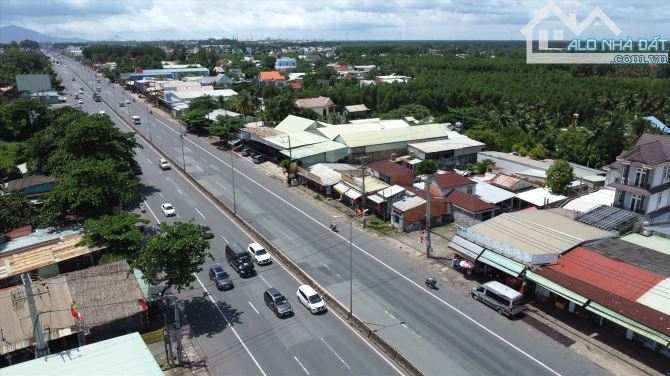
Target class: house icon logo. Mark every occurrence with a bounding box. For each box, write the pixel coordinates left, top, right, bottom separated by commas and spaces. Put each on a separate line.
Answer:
521, 1, 667, 64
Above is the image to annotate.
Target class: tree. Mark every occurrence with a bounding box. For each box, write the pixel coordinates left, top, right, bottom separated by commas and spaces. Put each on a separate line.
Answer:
133, 221, 213, 294
555, 127, 595, 166
467, 159, 495, 174
0, 192, 36, 233
545, 160, 574, 194
235, 90, 259, 121
181, 108, 209, 133
42, 159, 141, 223
0, 99, 48, 141
415, 160, 438, 175
378, 104, 432, 122
79, 212, 148, 263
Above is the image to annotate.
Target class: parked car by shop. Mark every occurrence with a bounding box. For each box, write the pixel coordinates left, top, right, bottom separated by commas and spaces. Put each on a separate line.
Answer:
471, 281, 524, 317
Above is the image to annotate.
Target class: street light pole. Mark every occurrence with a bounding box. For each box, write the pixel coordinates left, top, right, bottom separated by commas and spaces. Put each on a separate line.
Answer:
334, 208, 367, 320
231, 151, 237, 215
180, 133, 186, 172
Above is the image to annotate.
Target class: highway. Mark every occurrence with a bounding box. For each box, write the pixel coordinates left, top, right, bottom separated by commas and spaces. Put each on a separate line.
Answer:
53, 58, 402, 376
56, 55, 610, 376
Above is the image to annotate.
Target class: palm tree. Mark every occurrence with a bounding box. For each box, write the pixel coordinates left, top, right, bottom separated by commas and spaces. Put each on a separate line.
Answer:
235, 90, 259, 123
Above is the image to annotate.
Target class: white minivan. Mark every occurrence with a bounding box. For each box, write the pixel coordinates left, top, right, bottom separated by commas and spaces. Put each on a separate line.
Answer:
296, 285, 326, 314
132, 115, 141, 124
471, 281, 524, 317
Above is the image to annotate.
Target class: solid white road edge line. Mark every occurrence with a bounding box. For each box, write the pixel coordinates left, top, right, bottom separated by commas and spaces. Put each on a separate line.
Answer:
248, 300, 260, 315
180, 133, 562, 376
293, 356, 310, 375
194, 275, 267, 376
320, 337, 351, 370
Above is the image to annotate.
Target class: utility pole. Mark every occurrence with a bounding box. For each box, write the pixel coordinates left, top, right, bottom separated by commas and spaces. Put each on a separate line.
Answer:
172, 296, 183, 365
231, 151, 237, 215
358, 156, 369, 228
21, 274, 49, 358
180, 133, 186, 172
163, 299, 173, 365
424, 177, 432, 258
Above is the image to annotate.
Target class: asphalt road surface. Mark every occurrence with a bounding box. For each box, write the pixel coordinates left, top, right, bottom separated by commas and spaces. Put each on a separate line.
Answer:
55, 55, 610, 376
54, 59, 402, 376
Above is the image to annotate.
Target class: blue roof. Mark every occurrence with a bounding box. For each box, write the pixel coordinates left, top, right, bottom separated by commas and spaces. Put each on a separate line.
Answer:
644, 116, 669, 134
3, 333, 162, 376
138, 67, 209, 74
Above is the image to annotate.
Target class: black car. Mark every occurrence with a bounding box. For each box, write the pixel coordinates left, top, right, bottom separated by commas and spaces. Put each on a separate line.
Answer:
226, 242, 255, 277
264, 288, 293, 318
209, 264, 234, 290
200, 225, 214, 239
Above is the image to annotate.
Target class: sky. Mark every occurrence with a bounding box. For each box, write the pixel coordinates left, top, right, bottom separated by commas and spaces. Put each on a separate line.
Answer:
0, 0, 668, 41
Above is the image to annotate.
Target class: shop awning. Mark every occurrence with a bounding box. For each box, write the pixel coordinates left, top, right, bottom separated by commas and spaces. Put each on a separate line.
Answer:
367, 194, 384, 204
333, 182, 350, 194
525, 271, 589, 306
585, 302, 670, 347
477, 249, 525, 277
345, 189, 362, 200
448, 235, 484, 260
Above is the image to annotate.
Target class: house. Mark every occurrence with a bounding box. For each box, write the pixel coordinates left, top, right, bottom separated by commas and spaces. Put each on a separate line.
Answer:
430, 172, 476, 196
391, 189, 448, 232
408, 136, 485, 170
200, 73, 233, 85
0, 261, 149, 367
516, 187, 567, 209
259, 71, 286, 87
367, 160, 413, 186
295, 96, 335, 117
445, 190, 497, 223
606, 133, 670, 223
344, 104, 369, 119
5, 175, 57, 199
489, 174, 535, 192
275, 57, 297, 70
228, 68, 243, 78
15, 74, 60, 104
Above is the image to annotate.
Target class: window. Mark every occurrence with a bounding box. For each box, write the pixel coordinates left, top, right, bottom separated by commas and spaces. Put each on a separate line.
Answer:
664, 166, 670, 180
634, 168, 648, 187
658, 193, 663, 207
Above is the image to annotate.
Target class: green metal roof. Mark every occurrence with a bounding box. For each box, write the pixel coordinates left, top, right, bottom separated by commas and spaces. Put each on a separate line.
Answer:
280, 140, 348, 160
525, 270, 589, 305
3, 332, 162, 376
620, 234, 670, 256
586, 302, 670, 347
477, 249, 525, 277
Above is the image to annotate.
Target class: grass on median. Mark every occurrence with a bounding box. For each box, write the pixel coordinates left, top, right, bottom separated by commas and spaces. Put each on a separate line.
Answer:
142, 329, 164, 345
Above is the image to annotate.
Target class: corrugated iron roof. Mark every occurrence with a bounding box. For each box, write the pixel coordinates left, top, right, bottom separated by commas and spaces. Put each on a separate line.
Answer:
280, 140, 348, 160
445, 190, 496, 213
368, 159, 412, 177
393, 196, 425, 211
431, 171, 474, 189
584, 238, 670, 277
335, 123, 450, 148
274, 115, 319, 133
296, 96, 334, 109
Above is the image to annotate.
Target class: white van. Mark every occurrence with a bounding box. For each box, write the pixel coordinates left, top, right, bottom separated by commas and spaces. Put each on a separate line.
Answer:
132, 115, 141, 124
471, 281, 524, 317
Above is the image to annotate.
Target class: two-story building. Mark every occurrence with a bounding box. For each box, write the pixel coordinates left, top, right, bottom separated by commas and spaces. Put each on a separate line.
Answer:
259, 71, 286, 87
605, 133, 670, 222
275, 57, 297, 70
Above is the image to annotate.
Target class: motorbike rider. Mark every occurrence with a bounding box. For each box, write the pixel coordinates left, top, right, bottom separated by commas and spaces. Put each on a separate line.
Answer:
426, 275, 437, 287
330, 220, 337, 231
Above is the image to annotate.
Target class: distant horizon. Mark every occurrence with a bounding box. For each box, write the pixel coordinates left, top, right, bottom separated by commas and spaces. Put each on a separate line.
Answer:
1, 0, 667, 42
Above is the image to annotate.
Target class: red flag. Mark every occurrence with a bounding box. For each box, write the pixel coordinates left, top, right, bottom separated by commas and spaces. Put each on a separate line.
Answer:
420, 234, 424, 244
139, 300, 148, 312
355, 208, 362, 215
70, 302, 79, 318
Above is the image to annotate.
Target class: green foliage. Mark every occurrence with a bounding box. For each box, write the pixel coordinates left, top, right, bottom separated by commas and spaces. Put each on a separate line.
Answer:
415, 159, 437, 175
79, 212, 148, 261
279, 159, 290, 169
555, 127, 597, 166
0, 192, 36, 233
42, 159, 141, 223
133, 221, 213, 294
207, 115, 244, 140
0, 140, 24, 183
466, 159, 495, 174
82, 44, 166, 73
187, 95, 219, 113
181, 108, 209, 133
0, 99, 48, 141
378, 104, 432, 121
546, 160, 574, 194
0, 48, 53, 86
235, 90, 260, 119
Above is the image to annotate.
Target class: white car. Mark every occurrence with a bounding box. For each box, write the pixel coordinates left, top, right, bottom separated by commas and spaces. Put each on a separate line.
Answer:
99, 110, 106, 114
158, 158, 171, 170
248, 243, 271, 265
161, 203, 176, 217
125, 99, 131, 104
77, 99, 83, 104
296, 285, 326, 314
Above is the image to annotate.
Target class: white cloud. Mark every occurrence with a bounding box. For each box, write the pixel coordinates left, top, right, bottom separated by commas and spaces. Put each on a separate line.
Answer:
0, 0, 667, 40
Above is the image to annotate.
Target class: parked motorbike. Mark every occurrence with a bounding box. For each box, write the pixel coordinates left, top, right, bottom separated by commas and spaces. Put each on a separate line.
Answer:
139, 202, 146, 213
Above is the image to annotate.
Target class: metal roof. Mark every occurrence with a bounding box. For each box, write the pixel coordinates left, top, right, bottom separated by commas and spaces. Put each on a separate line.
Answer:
477, 249, 525, 277
15, 74, 52, 92
268, 130, 330, 149
478, 151, 604, 179
408, 137, 484, 153
463, 209, 616, 263
393, 196, 426, 211
474, 182, 516, 204
280, 140, 348, 161
574, 205, 639, 232
515, 187, 567, 207
3, 333, 162, 376
584, 238, 670, 277
345, 104, 369, 112
448, 235, 485, 259
620, 234, 670, 256
275, 115, 319, 132
307, 164, 344, 186
335, 123, 451, 148
563, 188, 616, 213
644, 116, 670, 134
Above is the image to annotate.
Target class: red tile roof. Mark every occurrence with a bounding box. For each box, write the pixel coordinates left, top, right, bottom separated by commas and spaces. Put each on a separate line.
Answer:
368, 160, 412, 177
445, 190, 496, 213
259, 71, 285, 81
431, 172, 473, 189
290, 82, 302, 89
333, 65, 349, 72
489, 174, 521, 190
